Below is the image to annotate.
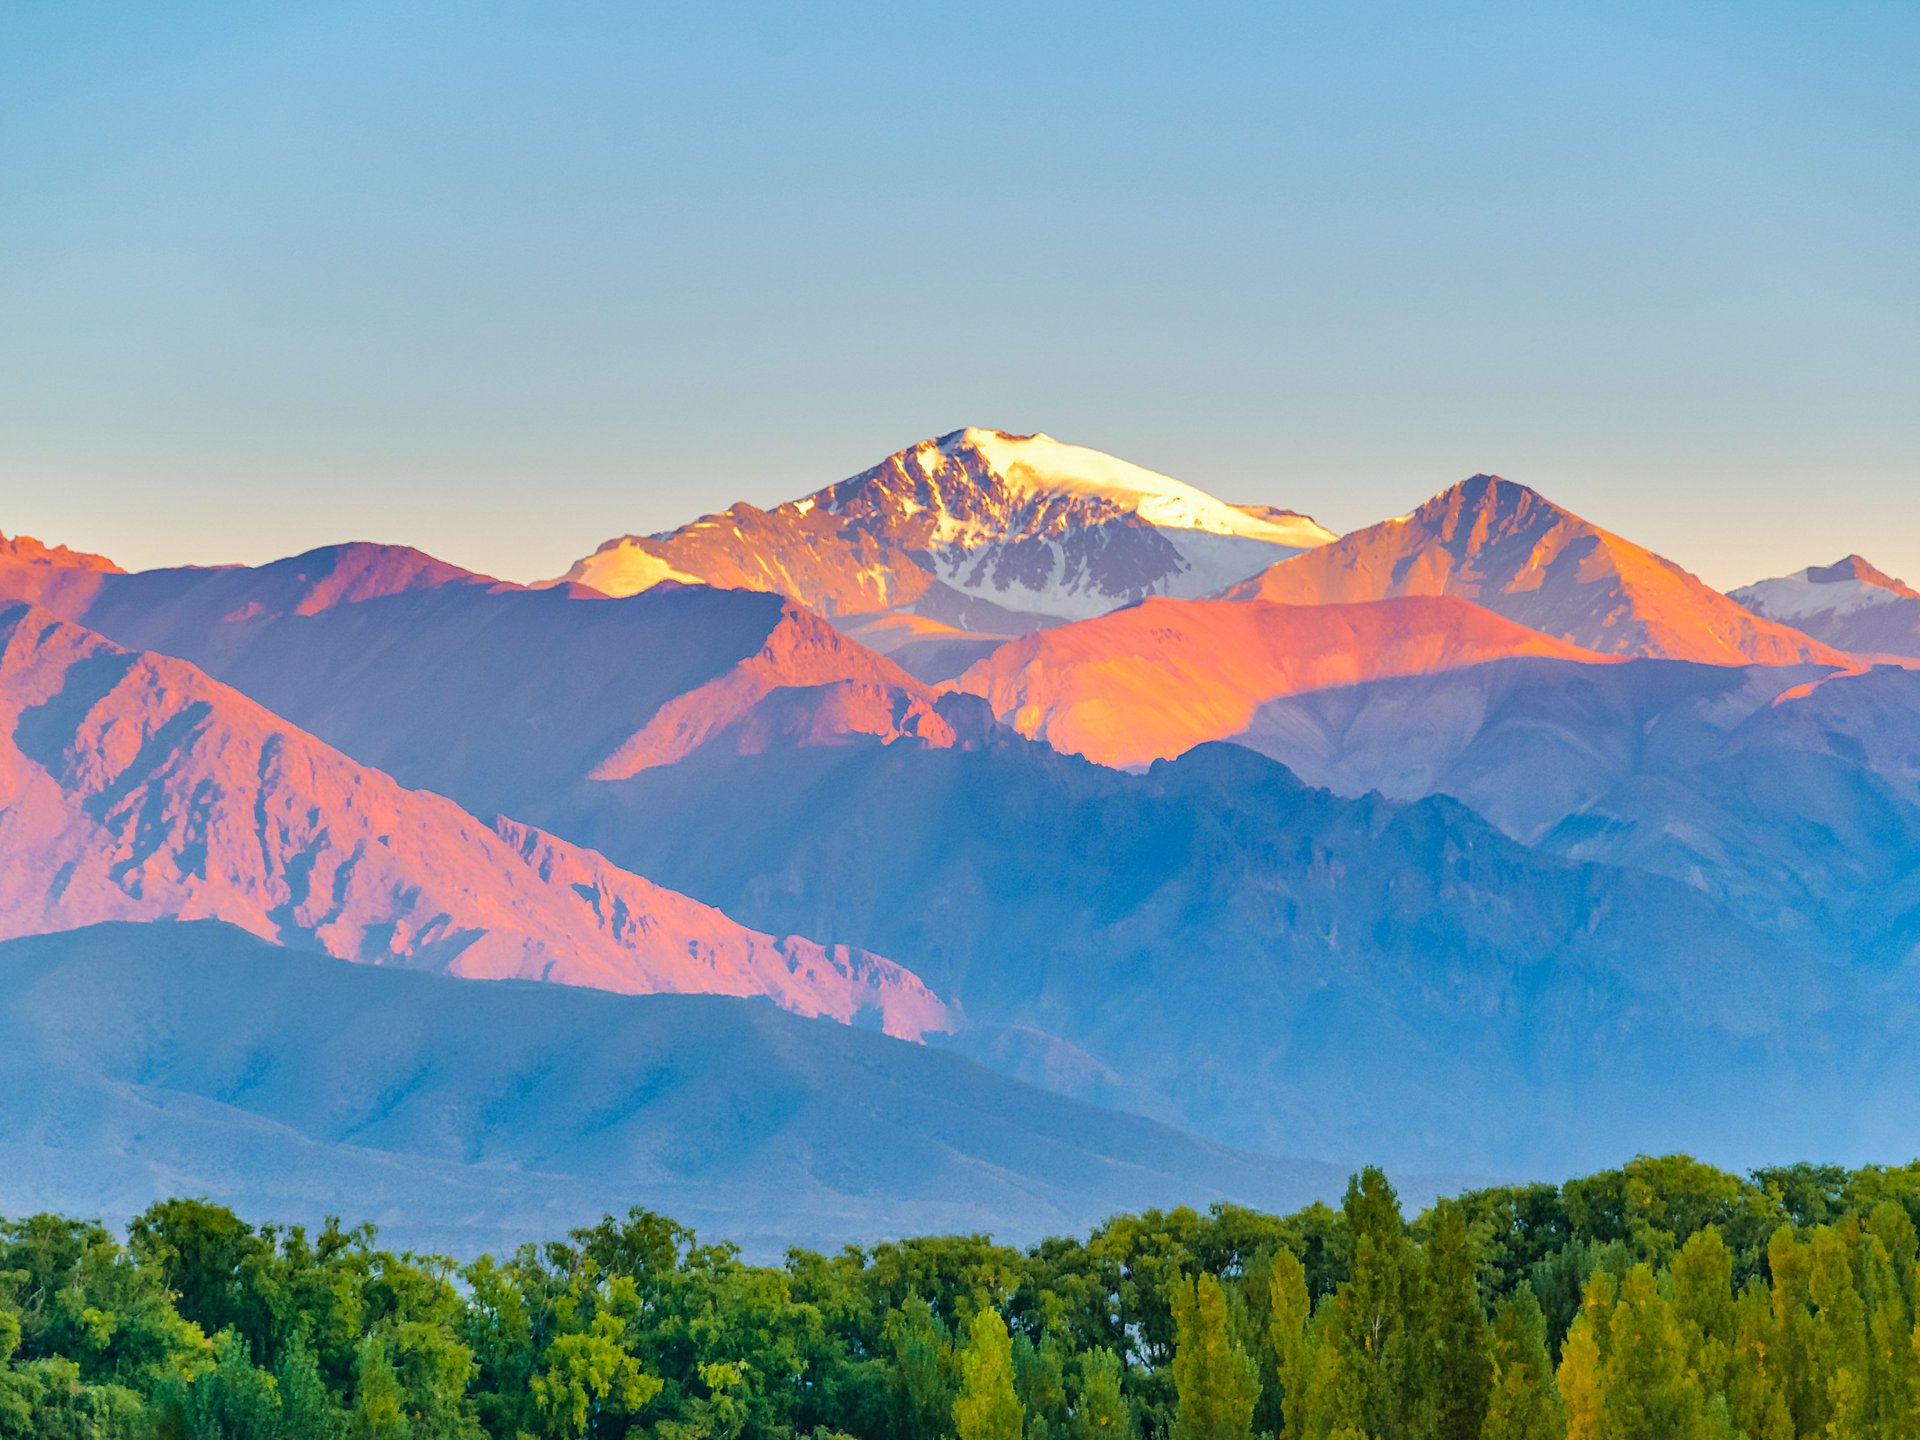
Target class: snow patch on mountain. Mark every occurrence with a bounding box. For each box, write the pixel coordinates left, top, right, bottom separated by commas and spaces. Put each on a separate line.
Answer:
941, 429, 1334, 546
1729, 557, 1920, 660
1733, 556, 1920, 621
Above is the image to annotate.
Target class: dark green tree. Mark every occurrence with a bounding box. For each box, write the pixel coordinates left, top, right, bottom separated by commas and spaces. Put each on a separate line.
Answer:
1422, 1201, 1493, 1440
886, 1296, 956, 1440
1481, 1283, 1560, 1440
276, 1333, 347, 1440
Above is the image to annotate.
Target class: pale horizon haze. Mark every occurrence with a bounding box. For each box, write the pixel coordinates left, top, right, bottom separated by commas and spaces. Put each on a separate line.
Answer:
2, 1, 1915, 590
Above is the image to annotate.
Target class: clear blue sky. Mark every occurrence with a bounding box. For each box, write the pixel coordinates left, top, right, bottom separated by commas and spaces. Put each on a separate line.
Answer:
2, 1, 1914, 588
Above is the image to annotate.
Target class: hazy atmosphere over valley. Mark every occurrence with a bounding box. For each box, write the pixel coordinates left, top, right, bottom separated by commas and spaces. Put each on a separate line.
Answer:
1, 5, 1916, 1438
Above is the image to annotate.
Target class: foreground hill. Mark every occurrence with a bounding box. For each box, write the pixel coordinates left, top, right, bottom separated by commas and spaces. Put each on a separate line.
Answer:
1230, 474, 1849, 666
0, 922, 1349, 1254
0, 602, 950, 1037
950, 594, 1606, 768
556, 428, 1335, 628
1732, 555, 1920, 658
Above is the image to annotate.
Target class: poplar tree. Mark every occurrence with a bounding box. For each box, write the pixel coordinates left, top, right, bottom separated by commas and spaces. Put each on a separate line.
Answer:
1808, 1226, 1872, 1440
277, 1334, 346, 1440
1859, 1210, 1920, 1439
1596, 1265, 1713, 1440
1014, 1331, 1070, 1439
1423, 1201, 1493, 1440
1309, 1168, 1417, 1439
889, 1296, 957, 1440
954, 1307, 1024, 1440
1266, 1248, 1312, 1440
1767, 1225, 1820, 1435
1169, 1273, 1258, 1440
348, 1336, 409, 1440
1556, 1271, 1616, 1440
1481, 1283, 1561, 1440
1555, 1317, 1603, 1440
1726, 1280, 1792, 1440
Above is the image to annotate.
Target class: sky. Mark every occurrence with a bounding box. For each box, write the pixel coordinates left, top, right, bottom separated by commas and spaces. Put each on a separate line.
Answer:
1, 0, 1915, 589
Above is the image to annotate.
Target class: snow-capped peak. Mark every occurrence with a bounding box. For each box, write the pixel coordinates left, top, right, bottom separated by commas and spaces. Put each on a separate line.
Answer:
931, 428, 1338, 548
550, 429, 1337, 622
1733, 555, 1920, 622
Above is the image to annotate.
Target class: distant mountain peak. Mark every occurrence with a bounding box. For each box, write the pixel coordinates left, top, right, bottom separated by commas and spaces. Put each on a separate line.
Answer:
1805, 554, 1918, 597
903, 427, 1335, 546
0, 530, 123, 573
554, 430, 1336, 623
1425, 472, 1557, 519
251, 541, 505, 616
1735, 555, 1920, 617
1231, 474, 1851, 667
1731, 556, 1920, 657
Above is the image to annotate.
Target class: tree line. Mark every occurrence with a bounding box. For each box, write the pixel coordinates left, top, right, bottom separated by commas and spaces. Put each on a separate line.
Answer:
6, 1154, 1920, 1438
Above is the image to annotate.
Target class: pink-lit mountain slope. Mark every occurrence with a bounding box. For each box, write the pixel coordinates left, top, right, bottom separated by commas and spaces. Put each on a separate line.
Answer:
1227, 474, 1852, 666
949, 594, 1606, 768
20, 540, 510, 663
0, 538, 968, 819
0, 602, 951, 1038
0, 529, 123, 609
555, 428, 1336, 629
1732, 556, 1920, 660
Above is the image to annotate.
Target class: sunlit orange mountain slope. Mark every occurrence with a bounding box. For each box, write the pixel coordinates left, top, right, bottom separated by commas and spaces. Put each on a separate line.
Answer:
950, 594, 1605, 768
1228, 474, 1850, 666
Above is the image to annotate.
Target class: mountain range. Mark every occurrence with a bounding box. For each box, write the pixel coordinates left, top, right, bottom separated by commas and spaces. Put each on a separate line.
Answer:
554, 429, 1336, 680
0, 544, 969, 820
4, 429, 1918, 1246
0, 600, 950, 1039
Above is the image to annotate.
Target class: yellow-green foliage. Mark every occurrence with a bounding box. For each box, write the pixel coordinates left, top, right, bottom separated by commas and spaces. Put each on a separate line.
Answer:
6, 1156, 1920, 1438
